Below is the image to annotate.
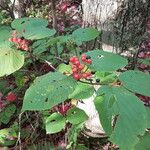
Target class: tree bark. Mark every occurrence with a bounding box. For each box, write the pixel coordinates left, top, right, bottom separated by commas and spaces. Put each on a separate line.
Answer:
10, 0, 26, 18
82, 0, 150, 53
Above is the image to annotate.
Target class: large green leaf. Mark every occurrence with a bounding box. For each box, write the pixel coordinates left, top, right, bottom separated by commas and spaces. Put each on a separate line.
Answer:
23, 27, 56, 40
119, 70, 150, 97
94, 96, 113, 136
96, 86, 147, 150
86, 50, 128, 71
11, 17, 56, 40
46, 112, 66, 134
66, 107, 88, 125
69, 82, 95, 99
0, 42, 24, 77
72, 28, 100, 42
22, 72, 77, 111
11, 17, 48, 30
0, 26, 12, 43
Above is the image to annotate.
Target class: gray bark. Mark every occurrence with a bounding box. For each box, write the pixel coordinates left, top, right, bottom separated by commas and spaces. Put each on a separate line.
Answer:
11, 0, 26, 18
82, 0, 150, 53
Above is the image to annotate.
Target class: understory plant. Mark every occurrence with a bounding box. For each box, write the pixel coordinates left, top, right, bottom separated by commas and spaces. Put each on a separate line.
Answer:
0, 17, 150, 150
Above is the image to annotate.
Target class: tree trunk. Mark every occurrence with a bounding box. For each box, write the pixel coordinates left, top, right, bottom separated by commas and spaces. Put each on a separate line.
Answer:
10, 0, 26, 18
82, 0, 150, 53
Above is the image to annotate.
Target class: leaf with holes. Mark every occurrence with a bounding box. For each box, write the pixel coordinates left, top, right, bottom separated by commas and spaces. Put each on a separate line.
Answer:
66, 107, 88, 125
11, 17, 48, 30
85, 50, 128, 71
23, 27, 56, 40
22, 72, 77, 111
69, 83, 95, 99
0, 42, 24, 77
96, 86, 147, 150
11, 17, 56, 40
46, 112, 66, 134
72, 28, 100, 42
119, 70, 150, 97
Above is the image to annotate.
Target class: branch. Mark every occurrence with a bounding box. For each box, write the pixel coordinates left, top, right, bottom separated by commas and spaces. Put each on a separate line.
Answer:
51, 0, 57, 30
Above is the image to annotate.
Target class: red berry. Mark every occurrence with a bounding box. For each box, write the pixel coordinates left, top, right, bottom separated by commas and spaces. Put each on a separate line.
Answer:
21, 39, 27, 45
24, 46, 29, 51
86, 72, 92, 77
12, 37, 18, 43
74, 61, 80, 66
71, 65, 76, 69
82, 54, 86, 58
73, 73, 80, 80
78, 64, 84, 70
72, 68, 78, 73
86, 59, 92, 64
69, 56, 78, 63
81, 57, 86, 62
6, 92, 17, 102
17, 38, 22, 43
82, 73, 88, 78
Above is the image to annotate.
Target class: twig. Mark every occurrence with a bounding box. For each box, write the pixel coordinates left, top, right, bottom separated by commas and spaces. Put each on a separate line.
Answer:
78, 80, 102, 86
15, 112, 24, 150
45, 60, 57, 71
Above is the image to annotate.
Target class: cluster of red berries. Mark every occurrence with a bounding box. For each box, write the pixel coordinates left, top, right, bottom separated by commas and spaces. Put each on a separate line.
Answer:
68, 54, 92, 80
9, 31, 29, 51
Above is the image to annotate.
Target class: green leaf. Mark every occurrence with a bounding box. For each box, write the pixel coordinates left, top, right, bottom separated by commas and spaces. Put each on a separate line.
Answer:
11, 17, 48, 30
146, 107, 150, 128
138, 58, 150, 66
72, 28, 100, 42
57, 64, 71, 73
11, 17, 56, 40
23, 27, 56, 40
22, 72, 77, 111
69, 82, 95, 99
96, 86, 147, 150
66, 107, 88, 125
86, 50, 128, 71
32, 39, 48, 55
0, 128, 17, 146
133, 132, 150, 150
95, 71, 117, 84
0, 104, 16, 124
119, 70, 150, 97
46, 112, 66, 134
0, 26, 12, 43
94, 96, 113, 136
0, 42, 24, 77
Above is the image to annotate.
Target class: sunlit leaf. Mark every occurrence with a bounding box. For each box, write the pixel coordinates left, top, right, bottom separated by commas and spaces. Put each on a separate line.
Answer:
119, 70, 150, 97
